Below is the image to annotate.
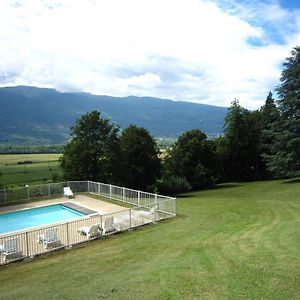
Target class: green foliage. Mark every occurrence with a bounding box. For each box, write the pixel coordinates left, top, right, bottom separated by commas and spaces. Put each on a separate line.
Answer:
260, 92, 280, 130
157, 176, 191, 196
259, 92, 280, 155
222, 100, 265, 180
265, 46, 300, 177
164, 129, 217, 189
51, 173, 60, 183
59, 111, 119, 182
118, 125, 161, 191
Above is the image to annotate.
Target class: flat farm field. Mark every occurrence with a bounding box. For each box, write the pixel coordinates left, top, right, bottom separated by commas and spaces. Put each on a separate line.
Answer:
0, 154, 62, 187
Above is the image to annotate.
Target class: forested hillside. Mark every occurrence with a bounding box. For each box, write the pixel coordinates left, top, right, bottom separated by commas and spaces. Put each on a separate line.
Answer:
0, 86, 227, 144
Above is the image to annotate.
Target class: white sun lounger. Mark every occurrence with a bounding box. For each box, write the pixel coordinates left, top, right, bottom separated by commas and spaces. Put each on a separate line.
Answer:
63, 187, 74, 198
0, 237, 23, 261
102, 216, 117, 234
78, 224, 102, 239
38, 228, 61, 249
136, 207, 155, 218
131, 207, 155, 223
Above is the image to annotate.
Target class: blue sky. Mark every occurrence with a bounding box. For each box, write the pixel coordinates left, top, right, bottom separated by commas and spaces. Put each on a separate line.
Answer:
0, 0, 300, 109
280, 0, 300, 9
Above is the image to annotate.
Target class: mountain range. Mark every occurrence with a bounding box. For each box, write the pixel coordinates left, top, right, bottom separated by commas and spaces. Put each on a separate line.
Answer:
0, 86, 227, 144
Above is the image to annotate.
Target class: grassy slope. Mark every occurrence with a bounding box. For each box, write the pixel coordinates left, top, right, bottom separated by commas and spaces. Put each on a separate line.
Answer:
0, 154, 62, 186
0, 179, 300, 299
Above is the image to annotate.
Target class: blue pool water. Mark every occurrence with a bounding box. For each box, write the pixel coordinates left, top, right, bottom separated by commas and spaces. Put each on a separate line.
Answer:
0, 204, 85, 234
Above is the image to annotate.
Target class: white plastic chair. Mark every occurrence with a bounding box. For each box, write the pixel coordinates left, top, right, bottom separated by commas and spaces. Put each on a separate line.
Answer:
0, 237, 23, 261
38, 228, 61, 249
63, 187, 74, 198
102, 216, 117, 234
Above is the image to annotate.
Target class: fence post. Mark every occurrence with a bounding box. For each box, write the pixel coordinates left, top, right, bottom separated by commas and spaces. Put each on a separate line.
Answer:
48, 183, 51, 197
26, 232, 30, 258
154, 194, 158, 223
98, 182, 100, 195
4, 189, 7, 203
66, 223, 70, 246
88, 181, 90, 193
129, 209, 132, 229
26, 185, 29, 199
122, 187, 125, 202
174, 197, 177, 216
138, 191, 140, 206
109, 185, 112, 199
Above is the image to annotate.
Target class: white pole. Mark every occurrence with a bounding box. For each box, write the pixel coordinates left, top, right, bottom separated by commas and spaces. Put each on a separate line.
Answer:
154, 194, 158, 223
122, 187, 125, 202
26, 185, 29, 199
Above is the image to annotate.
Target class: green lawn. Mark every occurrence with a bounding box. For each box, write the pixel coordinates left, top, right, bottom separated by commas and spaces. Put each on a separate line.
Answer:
0, 154, 62, 187
1, 179, 300, 299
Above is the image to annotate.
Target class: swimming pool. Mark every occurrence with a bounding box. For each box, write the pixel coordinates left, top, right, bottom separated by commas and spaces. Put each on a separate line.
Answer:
0, 204, 86, 234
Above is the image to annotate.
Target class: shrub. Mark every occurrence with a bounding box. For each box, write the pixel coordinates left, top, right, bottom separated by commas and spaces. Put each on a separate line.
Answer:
157, 176, 191, 196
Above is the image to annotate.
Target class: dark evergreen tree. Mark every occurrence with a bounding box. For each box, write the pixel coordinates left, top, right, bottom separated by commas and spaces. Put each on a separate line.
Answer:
266, 46, 300, 177
163, 129, 217, 189
59, 111, 119, 182
118, 125, 161, 191
259, 92, 280, 170
222, 99, 264, 180
211, 135, 227, 182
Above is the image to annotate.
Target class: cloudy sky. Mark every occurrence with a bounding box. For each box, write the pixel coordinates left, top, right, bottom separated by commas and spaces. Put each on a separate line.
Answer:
0, 0, 300, 109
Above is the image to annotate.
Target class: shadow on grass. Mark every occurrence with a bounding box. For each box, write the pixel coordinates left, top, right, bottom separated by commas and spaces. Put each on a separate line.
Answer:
176, 183, 243, 199
281, 177, 300, 184
176, 194, 197, 199
213, 183, 244, 189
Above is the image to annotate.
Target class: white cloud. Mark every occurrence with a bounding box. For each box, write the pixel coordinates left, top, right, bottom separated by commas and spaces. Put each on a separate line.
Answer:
0, 0, 300, 109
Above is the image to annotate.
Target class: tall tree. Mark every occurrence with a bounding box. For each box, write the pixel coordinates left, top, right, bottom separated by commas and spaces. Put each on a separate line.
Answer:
266, 46, 300, 177
118, 125, 161, 191
222, 99, 264, 180
163, 129, 217, 189
59, 111, 119, 182
259, 92, 280, 161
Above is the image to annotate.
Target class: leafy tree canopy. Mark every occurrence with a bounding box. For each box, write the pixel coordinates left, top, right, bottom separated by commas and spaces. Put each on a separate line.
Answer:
118, 125, 161, 191
59, 111, 119, 182
164, 129, 217, 189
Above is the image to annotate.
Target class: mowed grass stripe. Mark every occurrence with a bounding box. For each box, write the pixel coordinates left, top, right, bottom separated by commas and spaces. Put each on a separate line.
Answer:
0, 179, 300, 299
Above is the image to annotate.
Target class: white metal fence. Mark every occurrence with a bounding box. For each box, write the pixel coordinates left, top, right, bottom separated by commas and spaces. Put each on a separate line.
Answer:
0, 181, 176, 265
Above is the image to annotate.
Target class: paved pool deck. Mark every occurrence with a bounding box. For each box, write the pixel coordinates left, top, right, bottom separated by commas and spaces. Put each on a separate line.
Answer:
0, 195, 128, 215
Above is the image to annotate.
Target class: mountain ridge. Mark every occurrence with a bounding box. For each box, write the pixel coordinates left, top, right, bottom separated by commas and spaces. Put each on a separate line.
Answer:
0, 86, 227, 144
